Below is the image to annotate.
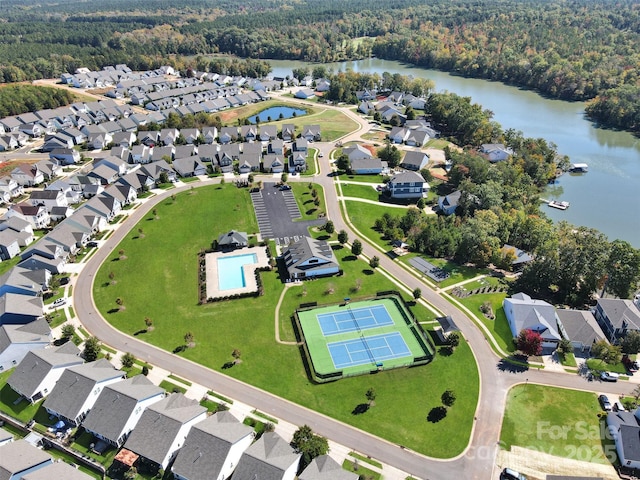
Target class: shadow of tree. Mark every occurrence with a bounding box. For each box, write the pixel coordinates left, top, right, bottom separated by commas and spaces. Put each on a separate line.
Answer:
222, 362, 235, 369
133, 329, 147, 336
362, 269, 374, 275
497, 356, 530, 373
107, 308, 120, 314
331, 245, 344, 251
173, 345, 186, 354
351, 403, 370, 415
343, 255, 358, 261
438, 346, 453, 357
427, 406, 447, 423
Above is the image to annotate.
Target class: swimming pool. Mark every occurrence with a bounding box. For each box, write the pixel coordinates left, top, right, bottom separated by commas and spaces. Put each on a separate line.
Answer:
217, 253, 258, 291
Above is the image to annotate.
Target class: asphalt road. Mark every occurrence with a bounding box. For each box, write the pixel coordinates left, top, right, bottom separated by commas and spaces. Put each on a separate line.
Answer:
71, 98, 633, 480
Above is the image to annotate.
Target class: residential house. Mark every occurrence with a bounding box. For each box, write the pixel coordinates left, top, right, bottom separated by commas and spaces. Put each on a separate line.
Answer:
389, 127, 409, 144
87, 163, 120, 185
82, 375, 165, 447
343, 144, 372, 162
18, 123, 43, 138
301, 125, 321, 142
593, 298, 640, 343
480, 143, 513, 162
217, 231, 248, 250
130, 145, 151, 164
122, 393, 207, 470
405, 129, 431, 147
42, 134, 74, 152
556, 309, 607, 354
437, 190, 462, 215
499, 244, 534, 271
0, 177, 23, 199
281, 124, 296, 142
47, 222, 91, 255
49, 148, 80, 165
137, 131, 160, 147
386, 171, 427, 199
34, 160, 63, 182
174, 145, 197, 159
111, 131, 136, 148
173, 157, 206, 178
503, 292, 565, 347
289, 151, 307, 173
197, 144, 218, 164
607, 409, 640, 469
263, 153, 285, 173
358, 101, 376, 115
94, 156, 129, 176
237, 153, 261, 174
171, 411, 254, 480
141, 160, 177, 184
43, 359, 125, 426
29, 190, 68, 212
232, 432, 300, 480
0, 230, 21, 261
315, 79, 330, 92
219, 127, 238, 144
240, 125, 258, 142
117, 171, 155, 193
283, 237, 339, 280
103, 183, 137, 206
0, 440, 54, 479
269, 139, 284, 155
46, 179, 82, 205
350, 157, 384, 175
260, 125, 278, 142
0, 266, 50, 297
401, 151, 429, 171
299, 455, 359, 480
295, 88, 315, 99
56, 128, 86, 146
201, 126, 218, 144
160, 128, 180, 146
6, 203, 50, 229
0, 319, 51, 372
11, 164, 45, 187
20, 461, 95, 480
6, 342, 81, 402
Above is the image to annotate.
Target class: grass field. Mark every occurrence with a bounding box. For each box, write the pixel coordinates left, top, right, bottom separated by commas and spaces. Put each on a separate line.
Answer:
343, 200, 403, 251
290, 182, 326, 220
500, 384, 615, 465
340, 183, 381, 202
338, 173, 385, 184
93, 184, 479, 458
217, 99, 357, 141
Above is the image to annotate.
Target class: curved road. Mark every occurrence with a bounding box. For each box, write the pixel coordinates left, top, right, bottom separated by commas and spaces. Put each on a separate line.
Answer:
73, 99, 628, 480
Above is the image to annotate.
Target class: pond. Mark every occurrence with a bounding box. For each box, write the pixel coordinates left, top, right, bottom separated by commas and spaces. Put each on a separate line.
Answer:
248, 106, 306, 124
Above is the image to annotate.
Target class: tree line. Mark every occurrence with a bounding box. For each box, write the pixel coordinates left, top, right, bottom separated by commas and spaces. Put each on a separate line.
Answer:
0, 84, 75, 118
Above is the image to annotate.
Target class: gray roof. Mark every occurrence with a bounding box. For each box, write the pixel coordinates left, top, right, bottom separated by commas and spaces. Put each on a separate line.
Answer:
284, 237, 338, 276
0, 266, 49, 294
0, 439, 52, 480
607, 410, 640, 462
43, 359, 124, 422
233, 432, 300, 480
0, 318, 50, 354
217, 230, 248, 247
350, 157, 383, 171
20, 461, 94, 480
389, 170, 425, 184
556, 309, 606, 347
503, 292, 562, 341
7, 342, 81, 399
401, 150, 427, 168
123, 393, 206, 466
299, 455, 359, 480
597, 299, 640, 330
171, 411, 254, 480
82, 375, 164, 444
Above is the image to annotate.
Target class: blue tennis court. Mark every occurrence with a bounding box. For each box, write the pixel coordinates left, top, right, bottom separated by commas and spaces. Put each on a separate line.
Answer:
327, 332, 412, 369
317, 304, 393, 336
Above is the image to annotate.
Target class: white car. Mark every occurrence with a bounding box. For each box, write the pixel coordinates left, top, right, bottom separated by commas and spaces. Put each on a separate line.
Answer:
600, 371, 620, 382
52, 298, 66, 308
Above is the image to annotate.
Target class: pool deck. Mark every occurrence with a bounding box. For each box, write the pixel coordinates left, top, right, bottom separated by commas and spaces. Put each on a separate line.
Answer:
205, 247, 270, 300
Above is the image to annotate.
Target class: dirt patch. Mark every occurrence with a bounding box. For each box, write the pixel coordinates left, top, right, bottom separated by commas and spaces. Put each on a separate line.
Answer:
497, 446, 618, 480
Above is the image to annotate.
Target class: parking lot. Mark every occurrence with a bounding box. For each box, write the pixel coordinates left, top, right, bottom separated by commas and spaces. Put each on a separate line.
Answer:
251, 182, 325, 246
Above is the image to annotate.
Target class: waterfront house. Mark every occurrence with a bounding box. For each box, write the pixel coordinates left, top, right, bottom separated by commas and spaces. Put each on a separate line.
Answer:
503, 292, 565, 348
593, 298, 640, 343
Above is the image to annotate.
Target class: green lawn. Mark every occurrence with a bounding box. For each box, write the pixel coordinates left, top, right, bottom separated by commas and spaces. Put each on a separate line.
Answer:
291, 183, 326, 220
453, 292, 515, 353
586, 358, 627, 374
343, 200, 403, 251
338, 173, 385, 184
71, 431, 117, 467
500, 384, 616, 465
343, 459, 382, 480
399, 254, 488, 288
0, 370, 44, 423
160, 380, 187, 394
93, 184, 479, 458
340, 183, 381, 202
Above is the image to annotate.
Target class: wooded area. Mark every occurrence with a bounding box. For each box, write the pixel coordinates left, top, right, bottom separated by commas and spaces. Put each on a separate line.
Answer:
0, 0, 639, 131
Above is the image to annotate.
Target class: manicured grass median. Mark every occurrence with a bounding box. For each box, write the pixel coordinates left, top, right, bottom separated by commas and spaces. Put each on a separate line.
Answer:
93, 184, 479, 458
500, 384, 615, 465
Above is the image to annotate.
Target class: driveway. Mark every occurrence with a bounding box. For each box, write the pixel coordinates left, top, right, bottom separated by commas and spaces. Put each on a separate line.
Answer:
252, 182, 325, 245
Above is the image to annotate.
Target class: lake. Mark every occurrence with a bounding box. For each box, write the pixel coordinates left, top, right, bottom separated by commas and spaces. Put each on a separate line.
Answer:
269, 58, 640, 247
248, 106, 306, 124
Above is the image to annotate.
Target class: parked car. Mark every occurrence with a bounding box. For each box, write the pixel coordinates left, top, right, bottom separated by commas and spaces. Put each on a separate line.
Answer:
599, 394, 612, 411
613, 401, 626, 412
622, 355, 638, 373
279, 185, 291, 191
52, 298, 66, 308
600, 371, 620, 382
501, 468, 526, 480
87, 241, 98, 248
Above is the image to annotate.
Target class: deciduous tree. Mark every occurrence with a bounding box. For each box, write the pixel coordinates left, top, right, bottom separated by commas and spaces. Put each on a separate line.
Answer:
516, 329, 542, 356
